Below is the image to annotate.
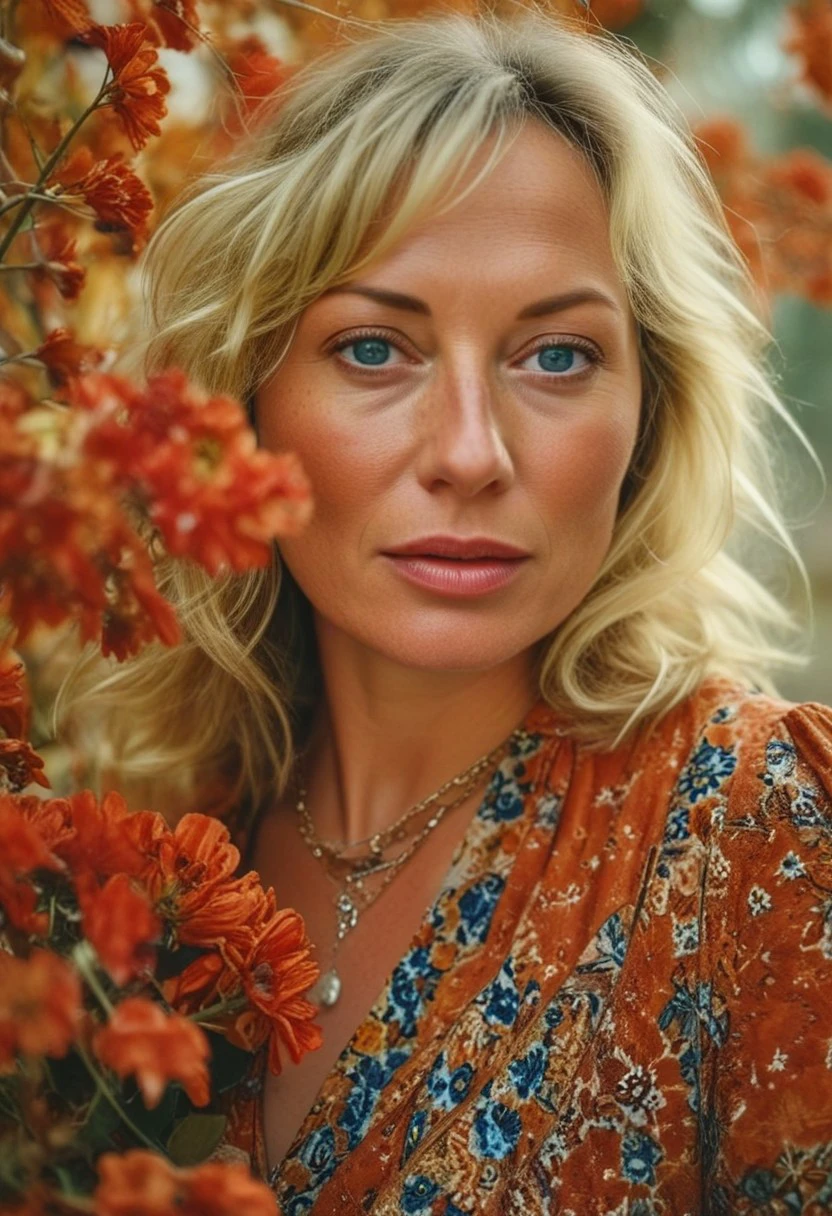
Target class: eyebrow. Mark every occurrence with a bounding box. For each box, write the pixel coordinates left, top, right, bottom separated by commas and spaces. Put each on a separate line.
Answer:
320, 283, 622, 319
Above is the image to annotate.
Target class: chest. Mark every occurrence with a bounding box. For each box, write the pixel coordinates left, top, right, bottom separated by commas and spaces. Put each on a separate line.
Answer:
250, 791, 485, 1173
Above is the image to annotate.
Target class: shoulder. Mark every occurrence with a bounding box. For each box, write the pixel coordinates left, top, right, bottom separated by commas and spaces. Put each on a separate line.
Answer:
671, 681, 832, 988
646, 679, 832, 948
655, 675, 832, 826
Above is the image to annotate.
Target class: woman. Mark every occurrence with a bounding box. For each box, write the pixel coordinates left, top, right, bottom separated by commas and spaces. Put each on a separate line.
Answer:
60, 6, 832, 1213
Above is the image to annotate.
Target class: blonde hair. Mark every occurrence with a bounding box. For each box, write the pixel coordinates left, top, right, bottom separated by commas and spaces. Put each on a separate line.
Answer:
55, 4, 816, 828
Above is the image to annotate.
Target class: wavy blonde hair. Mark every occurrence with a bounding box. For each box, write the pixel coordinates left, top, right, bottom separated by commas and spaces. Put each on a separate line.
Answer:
55, 3, 815, 828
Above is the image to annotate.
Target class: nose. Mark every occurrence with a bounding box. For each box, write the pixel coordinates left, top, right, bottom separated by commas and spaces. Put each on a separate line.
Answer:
415, 362, 515, 498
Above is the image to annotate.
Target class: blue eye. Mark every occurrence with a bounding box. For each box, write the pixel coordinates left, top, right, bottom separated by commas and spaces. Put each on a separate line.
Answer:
535, 345, 579, 373
335, 338, 396, 364
331, 330, 599, 378
344, 337, 392, 366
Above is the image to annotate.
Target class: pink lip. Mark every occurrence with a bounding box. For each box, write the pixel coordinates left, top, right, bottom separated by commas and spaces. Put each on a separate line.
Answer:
382, 554, 527, 597
382, 534, 530, 560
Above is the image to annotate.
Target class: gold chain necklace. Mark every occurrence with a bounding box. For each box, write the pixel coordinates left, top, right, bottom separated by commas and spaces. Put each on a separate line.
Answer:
294, 727, 524, 1007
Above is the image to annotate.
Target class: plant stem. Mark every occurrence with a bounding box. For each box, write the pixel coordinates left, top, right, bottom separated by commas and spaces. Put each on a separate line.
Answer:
0, 191, 67, 218
71, 941, 115, 1017
189, 995, 248, 1023
74, 1043, 162, 1154
0, 72, 111, 262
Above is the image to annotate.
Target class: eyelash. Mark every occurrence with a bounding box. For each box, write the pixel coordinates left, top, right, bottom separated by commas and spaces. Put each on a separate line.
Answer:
327, 326, 603, 381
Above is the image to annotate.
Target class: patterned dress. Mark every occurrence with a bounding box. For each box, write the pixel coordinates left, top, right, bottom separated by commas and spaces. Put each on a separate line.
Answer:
218, 675, 832, 1214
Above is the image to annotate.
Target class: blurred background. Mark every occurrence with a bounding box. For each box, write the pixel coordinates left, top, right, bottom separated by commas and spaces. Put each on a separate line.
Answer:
623, 0, 832, 703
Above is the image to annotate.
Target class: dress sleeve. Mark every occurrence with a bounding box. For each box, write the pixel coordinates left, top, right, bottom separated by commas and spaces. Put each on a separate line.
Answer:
701, 699, 832, 1213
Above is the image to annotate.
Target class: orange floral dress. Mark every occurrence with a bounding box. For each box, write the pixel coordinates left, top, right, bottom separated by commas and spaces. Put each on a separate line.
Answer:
219, 676, 832, 1214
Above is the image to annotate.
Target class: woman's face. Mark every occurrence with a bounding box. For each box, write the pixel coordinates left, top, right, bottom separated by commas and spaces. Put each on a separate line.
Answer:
255, 119, 643, 675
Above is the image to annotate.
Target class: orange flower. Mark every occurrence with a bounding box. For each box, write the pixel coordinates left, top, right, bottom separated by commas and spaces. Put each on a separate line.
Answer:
163, 948, 229, 1014
124, 369, 313, 575
226, 906, 323, 1075
94, 997, 210, 1108
0, 796, 62, 933
225, 35, 291, 116
765, 147, 832, 207
38, 0, 94, 37
94, 1150, 180, 1215
94, 1150, 276, 1216
59, 789, 146, 879
34, 328, 104, 390
83, 23, 171, 153
180, 1160, 278, 1215
27, 221, 86, 301
16, 792, 75, 857
78, 872, 160, 985
694, 117, 748, 174
584, 0, 643, 29
126, 0, 202, 53
0, 641, 31, 741
784, 0, 832, 106
0, 739, 50, 793
0, 949, 81, 1071
144, 813, 243, 935
52, 148, 154, 250
0, 792, 56, 869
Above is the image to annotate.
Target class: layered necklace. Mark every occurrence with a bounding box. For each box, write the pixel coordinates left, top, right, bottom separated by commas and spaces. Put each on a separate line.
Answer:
293, 725, 524, 1007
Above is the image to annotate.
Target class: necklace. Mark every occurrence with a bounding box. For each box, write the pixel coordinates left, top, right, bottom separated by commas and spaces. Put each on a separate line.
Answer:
293, 727, 524, 1007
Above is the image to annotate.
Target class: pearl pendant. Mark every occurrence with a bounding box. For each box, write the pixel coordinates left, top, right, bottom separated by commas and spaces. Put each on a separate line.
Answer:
309, 968, 341, 1007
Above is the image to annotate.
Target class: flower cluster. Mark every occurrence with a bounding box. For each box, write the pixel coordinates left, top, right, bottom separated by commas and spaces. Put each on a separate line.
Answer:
2, 366, 313, 661
694, 116, 832, 309
0, 775, 323, 1211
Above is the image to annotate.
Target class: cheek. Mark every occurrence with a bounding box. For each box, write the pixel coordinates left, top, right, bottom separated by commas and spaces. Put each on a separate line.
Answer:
533, 409, 638, 536
259, 388, 383, 523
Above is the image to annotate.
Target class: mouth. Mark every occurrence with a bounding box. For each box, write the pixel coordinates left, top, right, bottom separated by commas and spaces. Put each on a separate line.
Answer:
381, 552, 528, 597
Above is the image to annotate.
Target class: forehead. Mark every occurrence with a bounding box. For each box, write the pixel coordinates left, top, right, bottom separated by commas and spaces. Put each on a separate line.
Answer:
353, 118, 624, 305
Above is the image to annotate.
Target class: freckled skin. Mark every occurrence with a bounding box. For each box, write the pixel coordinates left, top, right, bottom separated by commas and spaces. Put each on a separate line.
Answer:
254, 117, 643, 841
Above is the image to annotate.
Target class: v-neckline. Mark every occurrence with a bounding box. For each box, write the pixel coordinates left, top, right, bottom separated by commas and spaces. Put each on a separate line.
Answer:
260, 695, 563, 1198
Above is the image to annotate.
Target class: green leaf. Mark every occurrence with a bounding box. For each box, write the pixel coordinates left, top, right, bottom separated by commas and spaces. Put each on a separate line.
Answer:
166, 1114, 228, 1167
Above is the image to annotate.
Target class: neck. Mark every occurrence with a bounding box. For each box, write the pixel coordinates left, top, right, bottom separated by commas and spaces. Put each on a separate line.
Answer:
296, 630, 541, 844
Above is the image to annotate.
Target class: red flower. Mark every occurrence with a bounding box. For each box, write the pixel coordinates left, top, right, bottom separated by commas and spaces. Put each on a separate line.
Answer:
126, 0, 202, 53
27, 221, 86, 301
34, 328, 104, 390
58, 789, 146, 878
784, 0, 832, 107
38, 0, 94, 37
584, 0, 643, 29
94, 1150, 276, 1216
0, 738, 50, 792
16, 792, 75, 857
83, 23, 171, 153
94, 1151, 179, 1215
694, 117, 748, 174
226, 906, 323, 1075
181, 1160, 278, 1215
94, 997, 210, 1108
225, 35, 291, 115
765, 147, 832, 206
53, 148, 154, 250
0, 796, 62, 933
0, 640, 31, 739
142, 812, 249, 942
128, 369, 313, 575
78, 872, 160, 985
0, 949, 82, 1071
